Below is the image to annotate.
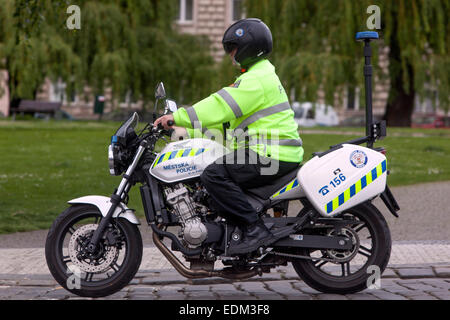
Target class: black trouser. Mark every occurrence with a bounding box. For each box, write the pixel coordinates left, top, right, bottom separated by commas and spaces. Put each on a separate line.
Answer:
200, 149, 299, 226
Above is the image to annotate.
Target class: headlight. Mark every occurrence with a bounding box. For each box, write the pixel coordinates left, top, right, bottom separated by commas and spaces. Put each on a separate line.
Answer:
108, 144, 122, 176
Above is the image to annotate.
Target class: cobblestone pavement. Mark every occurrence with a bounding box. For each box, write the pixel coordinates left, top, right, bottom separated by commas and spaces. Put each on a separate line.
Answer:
1, 240, 450, 300
0, 264, 449, 300
1, 241, 450, 274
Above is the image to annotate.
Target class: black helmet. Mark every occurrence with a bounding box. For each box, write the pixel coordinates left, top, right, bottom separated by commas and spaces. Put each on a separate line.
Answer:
222, 18, 273, 68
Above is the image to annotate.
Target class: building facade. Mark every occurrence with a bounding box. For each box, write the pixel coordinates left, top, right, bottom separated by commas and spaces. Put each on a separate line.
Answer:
175, 0, 244, 61
0, 70, 9, 117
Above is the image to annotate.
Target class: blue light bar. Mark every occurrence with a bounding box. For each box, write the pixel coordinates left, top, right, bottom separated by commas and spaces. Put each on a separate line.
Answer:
111, 135, 118, 144
356, 31, 379, 41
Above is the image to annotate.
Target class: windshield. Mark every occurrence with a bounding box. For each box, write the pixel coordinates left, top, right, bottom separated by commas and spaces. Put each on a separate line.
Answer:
114, 112, 139, 139
111, 112, 139, 146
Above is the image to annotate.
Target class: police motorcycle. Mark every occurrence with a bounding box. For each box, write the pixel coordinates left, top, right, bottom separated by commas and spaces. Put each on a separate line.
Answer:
45, 31, 399, 297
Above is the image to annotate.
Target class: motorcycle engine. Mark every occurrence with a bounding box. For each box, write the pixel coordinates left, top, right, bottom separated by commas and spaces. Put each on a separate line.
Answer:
164, 183, 208, 248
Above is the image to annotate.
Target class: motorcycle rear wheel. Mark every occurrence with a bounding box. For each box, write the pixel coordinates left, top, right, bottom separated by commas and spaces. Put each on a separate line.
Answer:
291, 201, 391, 294
45, 204, 143, 297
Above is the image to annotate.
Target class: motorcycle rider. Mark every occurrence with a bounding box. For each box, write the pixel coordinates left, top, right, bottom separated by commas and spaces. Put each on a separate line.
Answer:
154, 18, 304, 254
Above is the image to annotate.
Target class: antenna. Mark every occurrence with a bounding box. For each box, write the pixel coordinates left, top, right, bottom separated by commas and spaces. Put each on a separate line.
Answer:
328, 31, 386, 151
356, 31, 379, 148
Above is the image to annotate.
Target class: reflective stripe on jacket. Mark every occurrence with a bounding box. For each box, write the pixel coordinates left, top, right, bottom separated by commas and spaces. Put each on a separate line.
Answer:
172, 59, 304, 163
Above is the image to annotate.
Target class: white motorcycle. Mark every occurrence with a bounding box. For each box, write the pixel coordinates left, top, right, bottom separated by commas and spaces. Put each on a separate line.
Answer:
45, 31, 399, 297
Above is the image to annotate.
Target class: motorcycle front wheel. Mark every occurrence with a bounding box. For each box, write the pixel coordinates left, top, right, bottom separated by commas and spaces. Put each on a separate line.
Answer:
291, 201, 391, 294
45, 204, 143, 297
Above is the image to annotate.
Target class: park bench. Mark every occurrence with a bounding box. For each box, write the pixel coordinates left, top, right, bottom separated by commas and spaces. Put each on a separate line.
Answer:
11, 100, 62, 119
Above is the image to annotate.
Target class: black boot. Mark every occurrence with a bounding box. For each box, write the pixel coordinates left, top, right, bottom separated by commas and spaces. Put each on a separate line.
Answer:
229, 220, 275, 255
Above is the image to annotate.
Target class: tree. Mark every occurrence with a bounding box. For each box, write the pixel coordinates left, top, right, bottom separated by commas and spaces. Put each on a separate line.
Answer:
0, 0, 82, 105
243, 0, 450, 126
382, 0, 449, 126
0, 0, 216, 112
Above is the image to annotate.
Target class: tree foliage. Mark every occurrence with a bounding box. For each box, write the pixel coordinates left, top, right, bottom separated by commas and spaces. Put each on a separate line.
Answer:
244, 0, 450, 125
0, 0, 215, 110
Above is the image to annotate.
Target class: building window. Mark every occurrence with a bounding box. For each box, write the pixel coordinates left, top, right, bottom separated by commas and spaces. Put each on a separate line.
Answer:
50, 80, 65, 103
50, 79, 77, 104
346, 86, 360, 111
347, 86, 355, 110
232, 0, 245, 21
120, 90, 137, 106
177, 0, 193, 22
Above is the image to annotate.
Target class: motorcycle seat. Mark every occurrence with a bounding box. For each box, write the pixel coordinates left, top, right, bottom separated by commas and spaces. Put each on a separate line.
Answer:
245, 166, 301, 200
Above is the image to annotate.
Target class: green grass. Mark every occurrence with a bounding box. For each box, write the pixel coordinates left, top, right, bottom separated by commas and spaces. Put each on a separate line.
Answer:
301, 126, 450, 137
300, 131, 450, 187
0, 120, 449, 234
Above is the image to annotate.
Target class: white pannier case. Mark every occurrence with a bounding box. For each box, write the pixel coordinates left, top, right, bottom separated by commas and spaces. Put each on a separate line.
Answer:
298, 144, 387, 217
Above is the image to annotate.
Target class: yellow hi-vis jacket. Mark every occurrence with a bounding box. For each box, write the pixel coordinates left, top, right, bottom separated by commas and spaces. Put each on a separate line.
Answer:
172, 59, 304, 163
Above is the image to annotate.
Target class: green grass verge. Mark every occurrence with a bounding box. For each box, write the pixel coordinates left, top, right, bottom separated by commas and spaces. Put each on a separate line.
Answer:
0, 120, 449, 234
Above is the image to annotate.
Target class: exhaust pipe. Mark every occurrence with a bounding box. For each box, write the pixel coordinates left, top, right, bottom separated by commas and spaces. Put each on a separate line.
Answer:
152, 230, 259, 280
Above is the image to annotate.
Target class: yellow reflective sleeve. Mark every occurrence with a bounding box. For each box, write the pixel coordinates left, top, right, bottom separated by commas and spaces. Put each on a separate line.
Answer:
173, 107, 192, 128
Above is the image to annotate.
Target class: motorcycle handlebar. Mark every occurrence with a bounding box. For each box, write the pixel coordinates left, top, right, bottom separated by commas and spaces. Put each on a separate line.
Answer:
166, 128, 175, 137
152, 123, 174, 138
148, 119, 175, 141
155, 120, 174, 130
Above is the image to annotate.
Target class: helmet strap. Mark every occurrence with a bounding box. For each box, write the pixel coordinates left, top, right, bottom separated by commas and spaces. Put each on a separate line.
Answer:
232, 56, 240, 66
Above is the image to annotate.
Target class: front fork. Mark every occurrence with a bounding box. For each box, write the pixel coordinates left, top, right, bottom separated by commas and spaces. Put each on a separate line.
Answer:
86, 140, 148, 253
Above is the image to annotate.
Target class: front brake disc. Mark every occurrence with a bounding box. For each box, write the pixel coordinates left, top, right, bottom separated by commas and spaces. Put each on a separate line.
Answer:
68, 224, 118, 273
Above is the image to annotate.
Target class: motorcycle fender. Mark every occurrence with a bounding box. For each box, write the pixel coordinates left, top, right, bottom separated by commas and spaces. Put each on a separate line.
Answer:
68, 195, 140, 225
379, 185, 400, 217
